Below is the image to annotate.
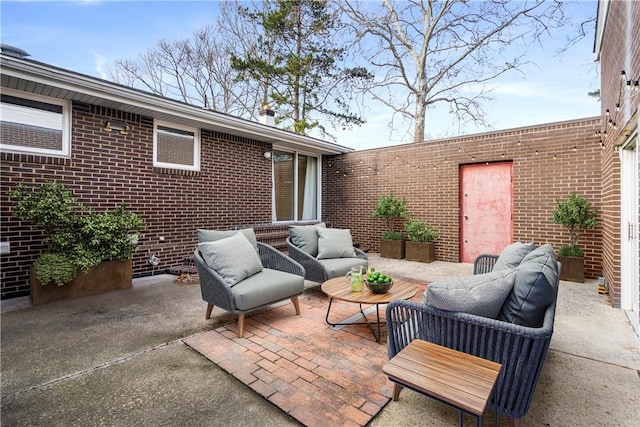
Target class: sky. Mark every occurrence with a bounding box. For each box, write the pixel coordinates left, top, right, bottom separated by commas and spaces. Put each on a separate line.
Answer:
0, 0, 602, 151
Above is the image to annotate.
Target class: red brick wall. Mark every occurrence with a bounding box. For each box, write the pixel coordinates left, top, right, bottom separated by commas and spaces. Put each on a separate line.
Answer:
0, 102, 605, 300
0, 102, 272, 299
322, 118, 603, 279
597, 0, 640, 307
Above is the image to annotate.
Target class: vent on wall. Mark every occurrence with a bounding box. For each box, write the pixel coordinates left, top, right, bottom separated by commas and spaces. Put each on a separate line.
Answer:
1, 44, 30, 59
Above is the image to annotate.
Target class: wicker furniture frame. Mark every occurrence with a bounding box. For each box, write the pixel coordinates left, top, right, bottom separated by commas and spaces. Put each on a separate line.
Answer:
386, 254, 558, 427
285, 236, 368, 283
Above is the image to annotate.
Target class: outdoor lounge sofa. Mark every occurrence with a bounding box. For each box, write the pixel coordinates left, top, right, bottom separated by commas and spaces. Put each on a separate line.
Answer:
386, 242, 560, 427
285, 223, 368, 283
195, 228, 305, 337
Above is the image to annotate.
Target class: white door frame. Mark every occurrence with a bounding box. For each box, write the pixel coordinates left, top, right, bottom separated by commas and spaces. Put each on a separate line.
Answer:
619, 115, 639, 335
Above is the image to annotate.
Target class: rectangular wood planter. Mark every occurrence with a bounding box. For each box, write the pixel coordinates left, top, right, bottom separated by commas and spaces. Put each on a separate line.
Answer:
557, 255, 584, 283
380, 239, 405, 259
30, 259, 133, 304
405, 241, 436, 263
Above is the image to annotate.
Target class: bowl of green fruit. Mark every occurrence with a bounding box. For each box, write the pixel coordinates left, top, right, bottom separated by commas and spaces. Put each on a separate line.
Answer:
365, 268, 394, 294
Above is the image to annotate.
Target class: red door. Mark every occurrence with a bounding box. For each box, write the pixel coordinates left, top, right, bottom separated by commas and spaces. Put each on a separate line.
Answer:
460, 162, 513, 263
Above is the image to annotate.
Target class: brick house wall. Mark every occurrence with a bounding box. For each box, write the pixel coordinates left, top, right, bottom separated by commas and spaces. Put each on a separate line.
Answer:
597, 0, 640, 308
322, 118, 603, 279
0, 102, 273, 299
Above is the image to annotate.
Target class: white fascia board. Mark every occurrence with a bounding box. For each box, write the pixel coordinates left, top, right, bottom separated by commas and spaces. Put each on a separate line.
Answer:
1, 56, 353, 155
593, 0, 610, 62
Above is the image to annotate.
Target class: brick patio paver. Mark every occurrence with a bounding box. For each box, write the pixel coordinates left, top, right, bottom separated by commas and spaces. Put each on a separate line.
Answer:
181, 285, 419, 426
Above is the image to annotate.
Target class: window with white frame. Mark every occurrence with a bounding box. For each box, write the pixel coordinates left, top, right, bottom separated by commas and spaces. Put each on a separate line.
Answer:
0, 89, 70, 157
153, 121, 200, 171
272, 150, 319, 222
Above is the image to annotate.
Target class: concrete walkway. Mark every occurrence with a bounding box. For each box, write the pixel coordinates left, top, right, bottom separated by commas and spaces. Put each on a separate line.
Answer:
2, 255, 639, 426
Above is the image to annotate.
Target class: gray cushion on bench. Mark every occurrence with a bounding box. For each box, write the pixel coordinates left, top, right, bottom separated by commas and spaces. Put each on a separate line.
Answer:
498, 243, 559, 327
317, 257, 368, 279
493, 242, 535, 271
231, 268, 305, 311
423, 269, 517, 318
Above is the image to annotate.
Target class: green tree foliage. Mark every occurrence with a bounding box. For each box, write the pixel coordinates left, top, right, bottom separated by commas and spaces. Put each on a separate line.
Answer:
231, 0, 372, 137
371, 193, 409, 238
550, 192, 599, 256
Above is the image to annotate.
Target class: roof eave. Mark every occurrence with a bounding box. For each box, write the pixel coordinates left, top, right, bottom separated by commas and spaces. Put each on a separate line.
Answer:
0, 54, 353, 155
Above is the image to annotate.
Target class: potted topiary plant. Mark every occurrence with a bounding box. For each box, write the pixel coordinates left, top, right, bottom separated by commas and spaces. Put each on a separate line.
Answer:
371, 193, 409, 259
405, 219, 439, 263
550, 192, 599, 283
9, 181, 146, 303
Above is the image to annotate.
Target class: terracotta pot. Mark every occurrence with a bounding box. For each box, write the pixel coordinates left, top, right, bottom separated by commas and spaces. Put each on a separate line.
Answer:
557, 255, 584, 283
405, 241, 435, 263
380, 239, 405, 259
30, 259, 132, 304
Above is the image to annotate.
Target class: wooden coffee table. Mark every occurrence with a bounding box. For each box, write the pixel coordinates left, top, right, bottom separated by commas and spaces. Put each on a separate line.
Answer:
321, 276, 418, 342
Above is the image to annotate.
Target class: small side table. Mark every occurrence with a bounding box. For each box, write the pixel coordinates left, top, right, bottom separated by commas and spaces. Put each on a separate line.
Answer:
383, 339, 502, 426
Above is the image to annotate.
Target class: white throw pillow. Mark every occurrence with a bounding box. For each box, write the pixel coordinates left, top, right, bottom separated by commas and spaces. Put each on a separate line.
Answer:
197, 232, 263, 286
316, 228, 356, 259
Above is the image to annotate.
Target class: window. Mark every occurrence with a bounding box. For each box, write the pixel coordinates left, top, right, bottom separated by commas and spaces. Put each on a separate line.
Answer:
153, 121, 200, 171
0, 89, 70, 157
273, 150, 319, 221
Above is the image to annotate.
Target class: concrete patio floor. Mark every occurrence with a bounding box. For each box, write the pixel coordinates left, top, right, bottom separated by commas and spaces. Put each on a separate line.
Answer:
2, 254, 639, 426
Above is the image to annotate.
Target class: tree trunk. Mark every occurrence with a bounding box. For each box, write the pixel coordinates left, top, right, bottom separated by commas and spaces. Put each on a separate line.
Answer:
414, 93, 426, 142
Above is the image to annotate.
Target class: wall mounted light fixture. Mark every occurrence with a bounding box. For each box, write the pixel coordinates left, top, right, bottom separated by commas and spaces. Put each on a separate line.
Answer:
104, 120, 131, 135
263, 151, 272, 159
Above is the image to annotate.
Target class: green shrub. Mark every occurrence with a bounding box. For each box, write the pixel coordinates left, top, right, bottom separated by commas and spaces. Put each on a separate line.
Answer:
405, 219, 439, 243
34, 252, 78, 287
558, 245, 584, 257
382, 231, 405, 240
9, 182, 146, 285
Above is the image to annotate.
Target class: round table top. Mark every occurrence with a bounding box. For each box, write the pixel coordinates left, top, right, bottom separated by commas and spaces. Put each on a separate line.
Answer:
321, 276, 417, 304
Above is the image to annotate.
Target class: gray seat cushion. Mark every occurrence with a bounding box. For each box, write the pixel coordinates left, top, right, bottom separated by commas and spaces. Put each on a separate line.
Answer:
231, 268, 304, 311
498, 243, 559, 327
423, 269, 517, 318
289, 223, 326, 256
317, 257, 368, 280
493, 242, 535, 271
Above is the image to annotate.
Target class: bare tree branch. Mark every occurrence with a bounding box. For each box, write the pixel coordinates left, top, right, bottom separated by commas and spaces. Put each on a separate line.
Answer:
341, 0, 566, 142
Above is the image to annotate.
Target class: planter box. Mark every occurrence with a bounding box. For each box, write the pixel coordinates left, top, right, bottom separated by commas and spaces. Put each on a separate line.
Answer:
405, 241, 435, 263
557, 255, 584, 283
30, 259, 132, 305
380, 239, 405, 259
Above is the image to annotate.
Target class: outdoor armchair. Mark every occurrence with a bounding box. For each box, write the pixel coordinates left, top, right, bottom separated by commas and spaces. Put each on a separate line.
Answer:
286, 235, 368, 283
195, 229, 305, 337
386, 244, 560, 427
